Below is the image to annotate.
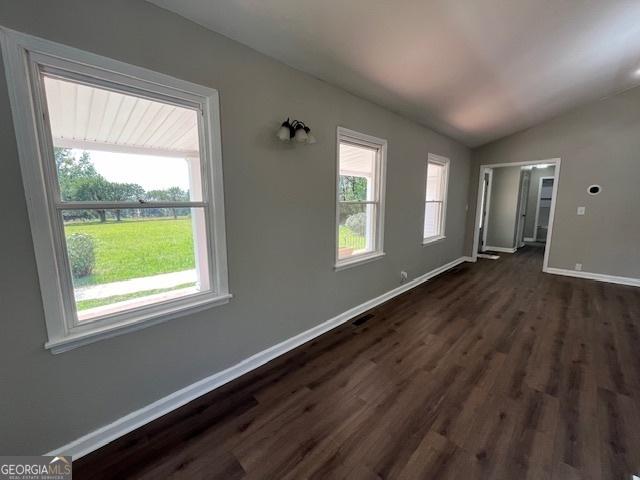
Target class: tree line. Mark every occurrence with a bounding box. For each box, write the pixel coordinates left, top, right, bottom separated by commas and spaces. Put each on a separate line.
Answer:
56, 148, 190, 222
338, 175, 369, 224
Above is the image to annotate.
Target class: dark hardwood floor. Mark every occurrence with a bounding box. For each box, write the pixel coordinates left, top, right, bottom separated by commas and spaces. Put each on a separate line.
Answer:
74, 246, 640, 479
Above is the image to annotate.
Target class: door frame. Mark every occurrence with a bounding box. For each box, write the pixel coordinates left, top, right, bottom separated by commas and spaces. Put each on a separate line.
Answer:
478, 168, 493, 252
515, 169, 531, 249
533, 176, 555, 242
471, 158, 561, 272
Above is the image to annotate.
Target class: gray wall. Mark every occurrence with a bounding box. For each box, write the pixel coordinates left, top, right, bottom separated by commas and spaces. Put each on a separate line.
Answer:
524, 166, 555, 239
485, 166, 521, 249
0, 0, 471, 454
466, 85, 640, 279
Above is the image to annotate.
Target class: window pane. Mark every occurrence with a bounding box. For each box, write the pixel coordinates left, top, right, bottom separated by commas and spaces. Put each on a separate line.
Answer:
424, 201, 442, 238
426, 162, 444, 201
339, 142, 376, 201
338, 203, 375, 259
62, 208, 209, 322
43, 75, 202, 202
338, 175, 369, 202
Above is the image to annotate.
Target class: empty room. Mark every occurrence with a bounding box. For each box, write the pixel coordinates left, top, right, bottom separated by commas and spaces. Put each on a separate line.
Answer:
1, 1, 639, 479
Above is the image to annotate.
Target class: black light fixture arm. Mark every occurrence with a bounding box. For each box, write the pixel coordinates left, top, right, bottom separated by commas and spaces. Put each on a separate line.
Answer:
276, 117, 316, 143
280, 119, 308, 137
290, 120, 309, 131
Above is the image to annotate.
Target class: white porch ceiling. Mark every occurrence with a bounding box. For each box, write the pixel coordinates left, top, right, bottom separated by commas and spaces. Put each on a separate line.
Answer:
44, 75, 200, 157
148, 0, 640, 147
340, 143, 375, 177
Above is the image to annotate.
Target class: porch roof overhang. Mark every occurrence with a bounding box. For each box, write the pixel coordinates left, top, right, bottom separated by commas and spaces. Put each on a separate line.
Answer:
44, 76, 200, 158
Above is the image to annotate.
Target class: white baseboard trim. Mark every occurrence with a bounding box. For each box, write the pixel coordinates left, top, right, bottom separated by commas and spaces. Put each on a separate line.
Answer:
523, 237, 535, 242
484, 246, 517, 254
461, 256, 476, 263
544, 267, 640, 288
47, 256, 470, 460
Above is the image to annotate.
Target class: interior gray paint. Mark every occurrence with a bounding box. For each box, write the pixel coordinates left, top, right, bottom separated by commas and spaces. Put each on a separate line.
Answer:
485, 166, 520, 249
524, 166, 555, 239
465, 86, 640, 279
0, 0, 470, 454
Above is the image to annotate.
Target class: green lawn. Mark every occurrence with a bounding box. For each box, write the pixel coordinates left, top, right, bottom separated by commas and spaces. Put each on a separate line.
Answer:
65, 218, 363, 290
338, 225, 365, 250
65, 217, 195, 286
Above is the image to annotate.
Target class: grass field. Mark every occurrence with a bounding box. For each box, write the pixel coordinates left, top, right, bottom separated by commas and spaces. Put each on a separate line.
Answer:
64, 218, 363, 290
338, 225, 366, 250
65, 217, 195, 287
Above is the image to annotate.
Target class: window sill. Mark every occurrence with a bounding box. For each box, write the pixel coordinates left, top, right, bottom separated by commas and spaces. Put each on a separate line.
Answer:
422, 235, 446, 246
335, 252, 386, 271
44, 292, 232, 354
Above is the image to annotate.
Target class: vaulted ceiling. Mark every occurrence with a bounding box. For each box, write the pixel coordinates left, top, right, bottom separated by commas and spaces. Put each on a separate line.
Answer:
149, 0, 640, 146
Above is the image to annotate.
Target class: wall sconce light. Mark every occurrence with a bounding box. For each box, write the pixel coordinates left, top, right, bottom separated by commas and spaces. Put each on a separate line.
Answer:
276, 118, 317, 144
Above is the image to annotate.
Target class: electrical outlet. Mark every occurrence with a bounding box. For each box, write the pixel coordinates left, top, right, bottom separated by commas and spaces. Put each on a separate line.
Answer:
400, 271, 408, 283
575, 263, 583, 271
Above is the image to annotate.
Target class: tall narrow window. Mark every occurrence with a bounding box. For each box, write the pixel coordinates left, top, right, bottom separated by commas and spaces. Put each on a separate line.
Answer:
336, 127, 386, 269
2, 30, 229, 352
423, 154, 449, 243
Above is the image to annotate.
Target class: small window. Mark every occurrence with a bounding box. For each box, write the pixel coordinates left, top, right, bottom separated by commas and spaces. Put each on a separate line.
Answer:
2, 30, 230, 352
336, 127, 387, 269
423, 154, 449, 243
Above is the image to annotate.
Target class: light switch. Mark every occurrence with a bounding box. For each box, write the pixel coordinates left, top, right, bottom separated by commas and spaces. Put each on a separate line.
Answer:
577, 206, 586, 215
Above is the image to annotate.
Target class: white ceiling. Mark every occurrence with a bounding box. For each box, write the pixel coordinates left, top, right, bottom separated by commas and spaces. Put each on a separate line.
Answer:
44, 75, 199, 157
340, 143, 375, 177
149, 0, 640, 147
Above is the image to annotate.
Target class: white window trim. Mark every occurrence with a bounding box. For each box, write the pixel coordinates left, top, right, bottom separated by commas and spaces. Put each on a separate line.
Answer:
335, 127, 387, 269
423, 153, 450, 245
0, 28, 231, 353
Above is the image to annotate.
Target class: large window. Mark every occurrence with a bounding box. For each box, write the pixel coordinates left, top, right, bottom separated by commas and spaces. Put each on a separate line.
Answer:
2, 29, 229, 352
336, 127, 386, 269
423, 154, 449, 243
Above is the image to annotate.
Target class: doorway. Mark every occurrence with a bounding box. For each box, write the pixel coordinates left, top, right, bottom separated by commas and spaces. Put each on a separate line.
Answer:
515, 169, 531, 248
533, 176, 555, 243
471, 159, 561, 271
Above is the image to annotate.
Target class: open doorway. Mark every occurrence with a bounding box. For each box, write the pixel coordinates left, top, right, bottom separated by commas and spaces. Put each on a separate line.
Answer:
472, 159, 561, 271
531, 176, 555, 243
515, 168, 531, 248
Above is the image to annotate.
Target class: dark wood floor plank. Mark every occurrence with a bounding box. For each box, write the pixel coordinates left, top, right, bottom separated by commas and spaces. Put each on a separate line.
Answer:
73, 246, 640, 479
